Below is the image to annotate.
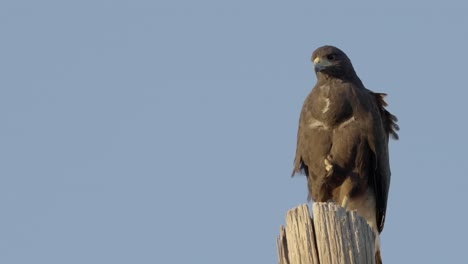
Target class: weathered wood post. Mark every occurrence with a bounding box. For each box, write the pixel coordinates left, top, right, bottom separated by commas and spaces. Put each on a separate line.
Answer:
277, 202, 376, 264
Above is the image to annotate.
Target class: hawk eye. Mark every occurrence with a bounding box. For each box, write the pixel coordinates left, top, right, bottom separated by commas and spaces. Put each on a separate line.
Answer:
327, 54, 336, 61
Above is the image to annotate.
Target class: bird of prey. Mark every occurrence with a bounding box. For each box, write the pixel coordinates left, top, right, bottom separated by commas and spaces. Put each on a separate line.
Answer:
292, 45, 398, 264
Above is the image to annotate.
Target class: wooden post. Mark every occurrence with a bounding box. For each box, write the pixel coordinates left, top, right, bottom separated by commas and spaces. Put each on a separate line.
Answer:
277, 203, 376, 264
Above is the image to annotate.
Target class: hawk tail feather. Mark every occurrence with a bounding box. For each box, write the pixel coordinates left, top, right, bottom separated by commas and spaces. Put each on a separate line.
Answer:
372, 93, 399, 140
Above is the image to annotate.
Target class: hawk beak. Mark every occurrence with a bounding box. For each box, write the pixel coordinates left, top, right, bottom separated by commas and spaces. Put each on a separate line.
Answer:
313, 57, 331, 72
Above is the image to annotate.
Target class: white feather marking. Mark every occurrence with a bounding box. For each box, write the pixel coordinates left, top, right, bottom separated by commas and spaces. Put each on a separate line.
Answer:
338, 116, 355, 129
309, 119, 329, 130
322, 98, 330, 113
320, 85, 331, 114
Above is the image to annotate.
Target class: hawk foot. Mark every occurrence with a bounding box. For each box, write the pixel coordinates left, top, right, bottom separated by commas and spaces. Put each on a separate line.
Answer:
324, 155, 334, 176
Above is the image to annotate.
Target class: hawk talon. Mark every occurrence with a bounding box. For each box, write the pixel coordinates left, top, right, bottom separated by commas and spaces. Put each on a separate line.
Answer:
324, 155, 333, 175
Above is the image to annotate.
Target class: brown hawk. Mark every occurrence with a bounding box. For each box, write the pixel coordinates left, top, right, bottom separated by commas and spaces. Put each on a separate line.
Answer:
292, 45, 398, 264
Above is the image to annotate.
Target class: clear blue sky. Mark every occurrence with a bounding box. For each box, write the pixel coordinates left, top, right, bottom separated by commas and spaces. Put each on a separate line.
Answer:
1, 1, 467, 263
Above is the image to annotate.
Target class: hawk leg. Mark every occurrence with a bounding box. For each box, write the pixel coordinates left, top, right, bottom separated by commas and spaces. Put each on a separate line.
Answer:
341, 195, 350, 209
334, 171, 362, 211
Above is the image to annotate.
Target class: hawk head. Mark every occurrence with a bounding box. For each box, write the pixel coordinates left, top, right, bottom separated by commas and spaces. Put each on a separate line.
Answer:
311, 45, 357, 80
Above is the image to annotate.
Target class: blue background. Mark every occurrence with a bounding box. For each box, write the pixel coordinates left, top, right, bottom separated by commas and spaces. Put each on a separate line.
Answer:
1, 1, 466, 263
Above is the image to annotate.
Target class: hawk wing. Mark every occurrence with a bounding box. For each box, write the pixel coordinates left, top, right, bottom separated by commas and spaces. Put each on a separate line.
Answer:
292, 89, 334, 202
369, 92, 399, 232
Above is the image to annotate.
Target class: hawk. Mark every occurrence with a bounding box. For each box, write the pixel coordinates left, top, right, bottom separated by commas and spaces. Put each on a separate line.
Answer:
292, 46, 398, 264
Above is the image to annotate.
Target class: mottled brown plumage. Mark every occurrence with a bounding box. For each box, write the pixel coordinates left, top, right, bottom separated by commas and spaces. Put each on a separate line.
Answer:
292, 46, 398, 264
